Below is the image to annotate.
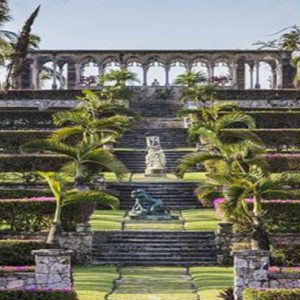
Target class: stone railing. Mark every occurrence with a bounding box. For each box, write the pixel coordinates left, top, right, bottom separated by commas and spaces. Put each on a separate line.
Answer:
19, 49, 293, 90
0, 249, 73, 290
234, 250, 300, 300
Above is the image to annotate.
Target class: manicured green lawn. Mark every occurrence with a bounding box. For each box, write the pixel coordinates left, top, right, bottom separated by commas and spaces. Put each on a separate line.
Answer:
90, 210, 125, 231
73, 266, 118, 300
183, 208, 219, 231
103, 172, 206, 182
89, 209, 218, 231
73, 266, 233, 300
190, 267, 234, 300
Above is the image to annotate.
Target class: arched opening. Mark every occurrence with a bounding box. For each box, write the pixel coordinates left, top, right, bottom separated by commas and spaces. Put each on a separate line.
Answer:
213, 59, 232, 87
80, 58, 99, 88
169, 60, 187, 85
259, 61, 275, 89
39, 61, 55, 90
127, 61, 143, 86
191, 60, 209, 82
147, 61, 166, 86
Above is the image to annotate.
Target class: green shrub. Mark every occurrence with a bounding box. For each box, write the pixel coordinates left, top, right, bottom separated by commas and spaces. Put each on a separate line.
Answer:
243, 288, 300, 300
0, 239, 46, 265
0, 290, 78, 300
216, 200, 300, 233
0, 199, 95, 232
271, 245, 300, 267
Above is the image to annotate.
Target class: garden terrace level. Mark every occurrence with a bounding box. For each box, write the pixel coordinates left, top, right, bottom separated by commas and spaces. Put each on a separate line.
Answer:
19, 49, 294, 90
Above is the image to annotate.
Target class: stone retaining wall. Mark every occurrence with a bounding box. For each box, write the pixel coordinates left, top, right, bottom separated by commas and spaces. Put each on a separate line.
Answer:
234, 250, 300, 300
215, 224, 300, 265
0, 249, 72, 290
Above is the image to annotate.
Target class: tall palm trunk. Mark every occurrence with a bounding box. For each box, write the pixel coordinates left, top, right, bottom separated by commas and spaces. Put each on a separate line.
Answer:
46, 202, 62, 245
251, 195, 270, 250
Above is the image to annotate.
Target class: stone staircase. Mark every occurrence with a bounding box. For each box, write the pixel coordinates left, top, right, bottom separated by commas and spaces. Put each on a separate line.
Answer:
115, 150, 194, 173
119, 128, 189, 149
107, 182, 200, 210
92, 231, 217, 266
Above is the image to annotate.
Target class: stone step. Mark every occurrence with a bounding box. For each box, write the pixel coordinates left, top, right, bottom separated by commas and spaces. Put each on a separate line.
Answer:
92, 230, 217, 265
107, 182, 200, 210
92, 260, 217, 266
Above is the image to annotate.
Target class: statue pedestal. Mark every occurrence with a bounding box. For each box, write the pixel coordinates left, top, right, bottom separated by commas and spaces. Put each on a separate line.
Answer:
144, 169, 166, 177
128, 214, 179, 221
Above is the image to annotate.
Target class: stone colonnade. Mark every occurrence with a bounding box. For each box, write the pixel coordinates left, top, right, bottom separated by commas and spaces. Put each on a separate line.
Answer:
19, 49, 293, 90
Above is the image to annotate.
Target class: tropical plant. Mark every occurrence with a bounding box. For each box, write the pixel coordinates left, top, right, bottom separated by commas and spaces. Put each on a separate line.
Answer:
52, 89, 136, 145
5, 5, 40, 89
21, 139, 127, 187
99, 69, 140, 101
174, 70, 207, 87
209, 169, 300, 250
38, 172, 119, 244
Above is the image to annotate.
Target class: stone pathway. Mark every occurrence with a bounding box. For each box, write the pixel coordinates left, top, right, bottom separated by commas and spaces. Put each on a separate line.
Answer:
123, 211, 185, 231
108, 267, 199, 300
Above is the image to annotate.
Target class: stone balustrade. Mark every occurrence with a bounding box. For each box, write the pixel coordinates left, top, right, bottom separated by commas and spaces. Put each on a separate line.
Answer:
18, 49, 293, 90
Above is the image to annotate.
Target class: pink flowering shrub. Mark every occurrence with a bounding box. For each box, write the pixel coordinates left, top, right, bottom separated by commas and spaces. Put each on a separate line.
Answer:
0, 266, 35, 273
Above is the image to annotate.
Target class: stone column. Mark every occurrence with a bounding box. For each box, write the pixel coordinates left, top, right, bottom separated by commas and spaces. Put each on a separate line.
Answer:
255, 61, 261, 89
231, 63, 238, 89
31, 59, 39, 90
272, 66, 277, 89
208, 63, 215, 82
276, 62, 283, 89
52, 58, 58, 90
249, 64, 254, 89
142, 65, 148, 86
165, 65, 170, 87
75, 63, 81, 89
233, 250, 270, 300
32, 249, 73, 290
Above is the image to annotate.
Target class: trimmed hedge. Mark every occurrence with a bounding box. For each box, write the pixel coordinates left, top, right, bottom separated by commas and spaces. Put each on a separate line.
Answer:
222, 129, 300, 151
3, 129, 300, 153
0, 199, 95, 232
0, 153, 299, 172
215, 200, 300, 233
243, 288, 300, 300
1, 88, 300, 100
0, 188, 52, 199
0, 239, 46, 265
0, 290, 78, 300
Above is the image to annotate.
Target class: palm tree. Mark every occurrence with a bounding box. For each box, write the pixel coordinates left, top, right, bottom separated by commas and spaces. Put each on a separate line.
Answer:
100, 69, 139, 86
175, 70, 207, 86
39, 172, 119, 244
206, 167, 300, 250
6, 5, 40, 89
98, 69, 140, 101
21, 139, 128, 187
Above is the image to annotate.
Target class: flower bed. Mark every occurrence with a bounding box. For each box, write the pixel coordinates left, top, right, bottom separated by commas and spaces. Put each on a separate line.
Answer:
0, 266, 35, 273
243, 288, 300, 300
0, 289, 78, 300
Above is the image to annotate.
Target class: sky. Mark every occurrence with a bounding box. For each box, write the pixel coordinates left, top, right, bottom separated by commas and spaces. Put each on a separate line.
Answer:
5, 0, 300, 50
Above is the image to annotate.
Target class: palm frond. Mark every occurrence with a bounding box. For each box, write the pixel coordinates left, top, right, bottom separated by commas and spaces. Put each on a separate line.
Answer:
63, 191, 119, 209
21, 139, 78, 159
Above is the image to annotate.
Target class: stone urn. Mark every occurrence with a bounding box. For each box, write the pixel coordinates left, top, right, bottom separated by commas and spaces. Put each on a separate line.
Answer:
76, 223, 92, 233
218, 222, 233, 235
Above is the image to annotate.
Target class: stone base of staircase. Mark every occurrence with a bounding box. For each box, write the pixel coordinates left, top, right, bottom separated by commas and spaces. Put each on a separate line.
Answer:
92, 231, 217, 266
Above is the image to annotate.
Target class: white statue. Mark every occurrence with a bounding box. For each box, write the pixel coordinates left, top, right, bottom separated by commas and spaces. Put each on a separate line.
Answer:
145, 136, 166, 177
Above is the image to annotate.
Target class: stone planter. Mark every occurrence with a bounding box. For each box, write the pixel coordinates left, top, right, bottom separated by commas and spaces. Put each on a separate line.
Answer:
218, 222, 233, 235
76, 223, 92, 233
